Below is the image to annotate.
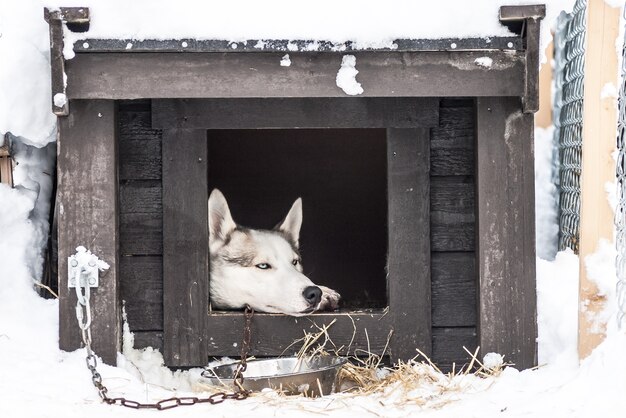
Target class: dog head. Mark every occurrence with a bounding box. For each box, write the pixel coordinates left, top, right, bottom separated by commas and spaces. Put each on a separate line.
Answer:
208, 189, 339, 316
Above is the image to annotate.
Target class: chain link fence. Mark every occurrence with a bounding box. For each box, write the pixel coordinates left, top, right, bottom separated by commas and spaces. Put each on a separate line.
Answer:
554, 0, 587, 253
616, 5, 626, 330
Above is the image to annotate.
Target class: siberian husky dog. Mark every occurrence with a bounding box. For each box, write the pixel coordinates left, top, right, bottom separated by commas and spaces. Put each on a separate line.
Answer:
208, 189, 341, 316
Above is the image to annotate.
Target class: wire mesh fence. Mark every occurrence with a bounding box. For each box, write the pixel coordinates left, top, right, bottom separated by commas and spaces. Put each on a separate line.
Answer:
555, 0, 587, 254
616, 5, 626, 330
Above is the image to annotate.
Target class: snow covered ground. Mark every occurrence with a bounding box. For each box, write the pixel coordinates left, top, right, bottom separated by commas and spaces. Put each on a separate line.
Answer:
2, 0, 626, 417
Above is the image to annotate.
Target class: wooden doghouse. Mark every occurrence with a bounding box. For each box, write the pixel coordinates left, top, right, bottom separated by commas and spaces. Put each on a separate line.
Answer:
49, 5, 543, 370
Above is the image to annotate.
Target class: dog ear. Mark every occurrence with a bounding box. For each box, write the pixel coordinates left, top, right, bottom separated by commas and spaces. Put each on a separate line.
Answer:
277, 198, 303, 247
208, 189, 236, 244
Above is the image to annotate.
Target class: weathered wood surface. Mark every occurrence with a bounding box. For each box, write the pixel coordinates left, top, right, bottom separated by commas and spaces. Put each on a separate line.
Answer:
128, 326, 477, 371
66, 51, 525, 99
118, 173, 475, 254
205, 312, 390, 357
430, 104, 475, 177
120, 213, 162, 256
117, 98, 478, 367
117, 250, 477, 332
73, 37, 523, 53
58, 100, 120, 365
152, 98, 439, 129
387, 128, 432, 360
120, 256, 163, 331
162, 128, 209, 366
432, 327, 477, 369
431, 253, 476, 327
476, 97, 537, 369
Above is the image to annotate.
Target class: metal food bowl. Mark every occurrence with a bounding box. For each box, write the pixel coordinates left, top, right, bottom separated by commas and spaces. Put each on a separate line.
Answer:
202, 356, 347, 397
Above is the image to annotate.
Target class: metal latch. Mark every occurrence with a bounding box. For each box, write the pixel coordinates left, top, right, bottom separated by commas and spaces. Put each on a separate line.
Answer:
67, 246, 109, 288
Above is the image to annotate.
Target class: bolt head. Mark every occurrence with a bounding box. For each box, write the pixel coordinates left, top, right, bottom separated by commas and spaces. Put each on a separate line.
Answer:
70, 259, 78, 267
89, 278, 96, 285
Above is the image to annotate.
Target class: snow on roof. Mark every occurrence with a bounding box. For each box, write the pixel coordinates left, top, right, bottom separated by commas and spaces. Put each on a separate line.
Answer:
1, 0, 574, 146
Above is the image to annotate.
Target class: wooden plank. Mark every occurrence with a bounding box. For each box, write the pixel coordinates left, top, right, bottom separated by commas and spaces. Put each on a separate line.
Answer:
578, 0, 621, 360
118, 139, 162, 180
120, 256, 163, 331
431, 253, 476, 327
205, 312, 391, 357
119, 181, 162, 214
162, 128, 209, 366
57, 100, 120, 365
431, 224, 474, 252
431, 104, 475, 177
522, 18, 543, 113
476, 97, 537, 370
430, 176, 475, 252
152, 98, 439, 129
66, 51, 525, 99
431, 327, 478, 369
387, 128, 432, 361
132, 331, 164, 352
118, 107, 162, 180
119, 213, 162, 255
73, 37, 523, 53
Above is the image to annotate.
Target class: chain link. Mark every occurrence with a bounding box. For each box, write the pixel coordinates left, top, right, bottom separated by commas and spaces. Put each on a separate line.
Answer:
555, 0, 587, 253
616, 2, 626, 329
74, 267, 254, 410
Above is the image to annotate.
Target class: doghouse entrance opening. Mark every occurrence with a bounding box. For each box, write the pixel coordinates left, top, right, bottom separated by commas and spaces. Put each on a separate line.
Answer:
207, 128, 388, 309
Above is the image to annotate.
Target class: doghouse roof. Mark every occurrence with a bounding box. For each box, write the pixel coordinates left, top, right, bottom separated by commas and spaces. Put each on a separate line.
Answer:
46, 5, 545, 116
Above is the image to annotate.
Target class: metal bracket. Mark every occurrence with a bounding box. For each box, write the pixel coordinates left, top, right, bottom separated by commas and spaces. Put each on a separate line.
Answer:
43, 7, 90, 116
499, 5, 546, 114
68, 255, 99, 288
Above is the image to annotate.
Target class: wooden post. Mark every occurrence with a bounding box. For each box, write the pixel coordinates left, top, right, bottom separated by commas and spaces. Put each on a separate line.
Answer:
476, 97, 537, 369
386, 128, 432, 361
0, 139, 14, 187
58, 100, 120, 365
578, 0, 620, 360
162, 128, 209, 366
536, 40, 554, 128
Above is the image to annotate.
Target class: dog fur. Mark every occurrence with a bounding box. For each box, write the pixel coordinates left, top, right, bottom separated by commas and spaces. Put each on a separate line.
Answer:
208, 189, 340, 316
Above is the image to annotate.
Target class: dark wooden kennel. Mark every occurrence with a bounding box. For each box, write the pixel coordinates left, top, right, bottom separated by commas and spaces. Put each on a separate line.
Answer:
51, 5, 543, 371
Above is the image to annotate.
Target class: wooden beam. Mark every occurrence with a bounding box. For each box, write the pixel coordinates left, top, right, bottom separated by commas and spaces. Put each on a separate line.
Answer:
162, 128, 209, 366
58, 100, 120, 365
43, 7, 90, 116
578, 0, 620, 360
206, 311, 390, 357
152, 98, 439, 129
387, 128, 432, 361
65, 51, 525, 99
476, 97, 537, 369
499, 5, 546, 113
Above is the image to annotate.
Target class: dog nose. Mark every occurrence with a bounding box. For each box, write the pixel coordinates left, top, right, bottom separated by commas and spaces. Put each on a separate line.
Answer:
303, 286, 322, 306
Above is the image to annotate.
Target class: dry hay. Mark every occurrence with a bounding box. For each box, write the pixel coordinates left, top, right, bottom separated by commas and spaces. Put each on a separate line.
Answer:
198, 317, 510, 410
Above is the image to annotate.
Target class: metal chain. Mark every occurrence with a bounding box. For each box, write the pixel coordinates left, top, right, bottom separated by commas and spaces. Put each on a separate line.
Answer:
615, 3, 626, 330
75, 272, 254, 410
232, 305, 254, 392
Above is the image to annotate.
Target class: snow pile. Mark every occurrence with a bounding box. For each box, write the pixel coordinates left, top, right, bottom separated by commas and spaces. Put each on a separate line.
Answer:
474, 57, 493, 68
280, 54, 291, 67
536, 249, 580, 366
535, 126, 559, 260
335, 55, 363, 95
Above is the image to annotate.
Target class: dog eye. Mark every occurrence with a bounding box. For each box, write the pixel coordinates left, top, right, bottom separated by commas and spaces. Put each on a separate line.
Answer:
255, 263, 271, 270
292, 259, 300, 266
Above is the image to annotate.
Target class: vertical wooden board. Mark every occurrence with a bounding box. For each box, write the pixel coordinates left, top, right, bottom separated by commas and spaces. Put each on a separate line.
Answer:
578, 0, 621, 360
476, 97, 537, 369
57, 100, 120, 365
162, 128, 208, 366
387, 128, 432, 361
